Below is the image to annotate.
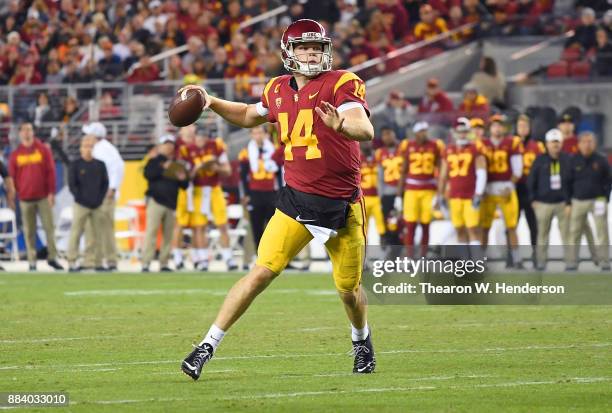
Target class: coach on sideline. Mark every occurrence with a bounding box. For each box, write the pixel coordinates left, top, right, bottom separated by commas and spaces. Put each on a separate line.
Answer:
527, 129, 571, 271
66, 136, 108, 272
141, 135, 189, 272
565, 132, 611, 271
8, 122, 63, 271
82, 122, 125, 271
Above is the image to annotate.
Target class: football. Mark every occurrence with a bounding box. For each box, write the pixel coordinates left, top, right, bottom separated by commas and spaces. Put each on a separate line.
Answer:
168, 88, 206, 127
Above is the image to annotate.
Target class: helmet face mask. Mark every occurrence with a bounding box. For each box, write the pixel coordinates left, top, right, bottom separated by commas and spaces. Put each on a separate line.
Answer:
281, 19, 333, 77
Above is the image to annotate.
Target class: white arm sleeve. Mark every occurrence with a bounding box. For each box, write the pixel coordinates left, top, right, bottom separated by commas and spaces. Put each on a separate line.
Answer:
475, 168, 487, 196
255, 101, 269, 117
510, 154, 523, 179
337, 101, 365, 113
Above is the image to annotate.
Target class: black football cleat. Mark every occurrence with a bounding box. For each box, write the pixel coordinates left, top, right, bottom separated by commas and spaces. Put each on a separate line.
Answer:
47, 260, 64, 271
351, 332, 376, 374
181, 343, 214, 381
226, 259, 238, 271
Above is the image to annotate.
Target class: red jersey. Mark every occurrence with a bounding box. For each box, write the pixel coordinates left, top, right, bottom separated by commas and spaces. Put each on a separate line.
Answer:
175, 137, 191, 161
444, 142, 482, 199
360, 153, 378, 197
188, 138, 227, 187
562, 135, 578, 154
375, 146, 403, 187
238, 147, 277, 192
260, 70, 370, 200
521, 138, 545, 183
399, 138, 445, 190
479, 136, 524, 182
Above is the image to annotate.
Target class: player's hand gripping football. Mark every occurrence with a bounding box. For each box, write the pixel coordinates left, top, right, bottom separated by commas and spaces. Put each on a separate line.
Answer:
315, 101, 345, 133
177, 84, 212, 110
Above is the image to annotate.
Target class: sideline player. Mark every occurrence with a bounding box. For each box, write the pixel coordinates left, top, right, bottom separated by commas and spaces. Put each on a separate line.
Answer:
374, 127, 402, 246
179, 19, 376, 379
516, 114, 544, 254
479, 115, 524, 268
360, 141, 385, 240
172, 125, 196, 269
437, 118, 487, 256
395, 121, 445, 257
187, 131, 235, 271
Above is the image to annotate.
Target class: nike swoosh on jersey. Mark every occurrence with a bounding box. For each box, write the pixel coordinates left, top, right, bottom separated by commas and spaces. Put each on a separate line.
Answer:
296, 215, 316, 223
308, 92, 319, 99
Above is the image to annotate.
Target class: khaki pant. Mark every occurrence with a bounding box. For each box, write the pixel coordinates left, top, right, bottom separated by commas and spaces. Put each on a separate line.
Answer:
567, 198, 610, 266
533, 201, 569, 268
20, 198, 57, 264
142, 198, 175, 267
67, 203, 105, 266
83, 197, 118, 266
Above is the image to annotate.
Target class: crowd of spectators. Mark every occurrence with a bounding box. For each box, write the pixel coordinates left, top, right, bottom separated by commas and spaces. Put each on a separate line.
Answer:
0, 0, 573, 90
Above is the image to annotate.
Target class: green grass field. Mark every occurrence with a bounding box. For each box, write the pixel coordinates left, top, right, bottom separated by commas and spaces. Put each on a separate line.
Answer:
1, 272, 611, 412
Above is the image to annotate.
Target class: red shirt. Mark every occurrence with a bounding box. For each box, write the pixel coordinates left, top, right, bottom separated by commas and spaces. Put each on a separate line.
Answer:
238, 147, 277, 192
375, 146, 403, 187
521, 138, 545, 183
188, 138, 227, 187
399, 138, 445, 190
126, 64, 160, 83
444, 142, 482, 199
479, 136, 524, 182
360, 153, 378, 197
260, 70, 370, 200
9, 139, 56, 201
562, 135, 578, 155
418, 91, 454, 113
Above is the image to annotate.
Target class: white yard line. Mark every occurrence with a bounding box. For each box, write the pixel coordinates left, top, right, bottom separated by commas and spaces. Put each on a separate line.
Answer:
0, 333, 178, 344
0, 342, 608, 372
71, 377, 611, 405
63, 288, 337, 297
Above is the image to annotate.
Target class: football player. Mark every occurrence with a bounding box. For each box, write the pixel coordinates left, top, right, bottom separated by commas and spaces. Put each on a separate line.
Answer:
395, 121, 445, 257
179, 19, 376, 379
437, 118, 487, 253
188, 130, 234, 271
470, 117, 486, 142
360, 141, 385, 240
172, 125, 196, 269
374, 127, 402, 245
516, 114, 544, 249
558, 113, 578, 155
479, 115, 524, 268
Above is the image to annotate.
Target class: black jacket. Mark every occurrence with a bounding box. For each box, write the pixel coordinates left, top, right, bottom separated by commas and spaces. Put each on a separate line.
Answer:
68, 158, 109, 209
527, 153, 572, 204
144, 154, 189, 210
566, 151, 611, 202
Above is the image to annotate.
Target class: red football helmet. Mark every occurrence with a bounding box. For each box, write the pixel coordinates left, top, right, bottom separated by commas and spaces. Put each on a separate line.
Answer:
281, 19, 333, 77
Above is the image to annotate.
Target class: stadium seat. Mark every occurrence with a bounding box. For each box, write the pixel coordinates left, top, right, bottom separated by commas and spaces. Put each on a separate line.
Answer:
0, 208, 19, 261
561, 47, 582, 62
546, 61, 568, 78
578, 113, 605, 144
55, 206, 74, 257
569, 61, 591, 78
